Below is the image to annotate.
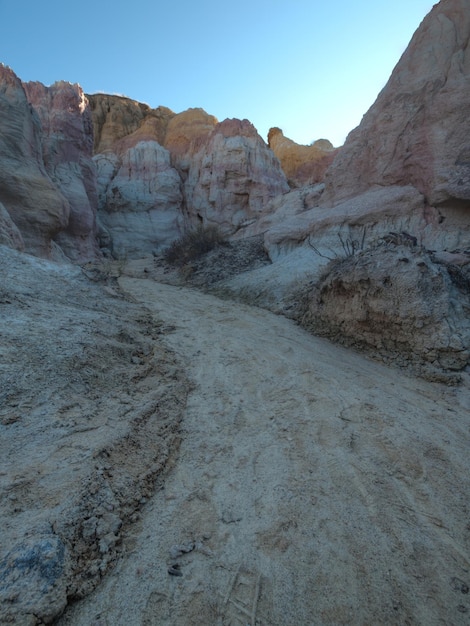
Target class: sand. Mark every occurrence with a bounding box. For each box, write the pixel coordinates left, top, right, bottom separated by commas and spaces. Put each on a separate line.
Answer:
57, 277, 470, 625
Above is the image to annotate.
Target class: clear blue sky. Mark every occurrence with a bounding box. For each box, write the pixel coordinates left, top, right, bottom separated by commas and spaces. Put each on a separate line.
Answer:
2, 0, 436, 147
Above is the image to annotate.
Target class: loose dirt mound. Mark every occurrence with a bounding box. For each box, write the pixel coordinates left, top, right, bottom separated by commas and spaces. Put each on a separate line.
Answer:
300, 243, 470, 382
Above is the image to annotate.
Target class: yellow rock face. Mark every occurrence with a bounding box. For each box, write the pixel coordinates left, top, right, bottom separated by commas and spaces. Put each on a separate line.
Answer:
88, 94, 175, 154
268, 127, 337, 187
163, 108, 218, 161
88, 97, 217, 166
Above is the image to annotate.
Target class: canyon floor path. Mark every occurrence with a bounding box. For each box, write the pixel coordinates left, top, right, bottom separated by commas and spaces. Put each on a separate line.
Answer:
59, 276, 470, 625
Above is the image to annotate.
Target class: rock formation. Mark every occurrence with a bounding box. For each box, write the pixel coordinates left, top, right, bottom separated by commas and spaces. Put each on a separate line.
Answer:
183, 118, 290, 234
0, 68, 103, 261
0, 71, 306, 261
301, 0, 470, 374
94, 140, 183, 258
268, 127, 337, 187
24, 80, 100, 261
323, 0, 470, 209
163, 107, 218, 169
208, 1, 470, 377
0, 65, 69, 257
87, 94, 174, 154
88, 95, 185, 257
0, 201, 24, 250
89, 103, 289, 250
263, 186, 427, 259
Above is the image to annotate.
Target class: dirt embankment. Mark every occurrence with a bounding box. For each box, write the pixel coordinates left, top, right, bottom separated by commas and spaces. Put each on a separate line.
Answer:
0, 248, 190, 624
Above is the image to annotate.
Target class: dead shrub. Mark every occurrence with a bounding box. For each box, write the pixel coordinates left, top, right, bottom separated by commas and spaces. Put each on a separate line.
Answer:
163, 224, 225, 266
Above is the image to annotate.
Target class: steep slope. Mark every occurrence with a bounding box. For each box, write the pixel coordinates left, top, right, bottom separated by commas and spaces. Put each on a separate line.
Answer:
94, 141, 183, 258
163, 107, 218, 167
0, 66, 70, 257
183, 118, 289, 234
323, 0, 470, 208
88, 95, 290, 254
87, 94, 174, 154
24, 80, 100, 261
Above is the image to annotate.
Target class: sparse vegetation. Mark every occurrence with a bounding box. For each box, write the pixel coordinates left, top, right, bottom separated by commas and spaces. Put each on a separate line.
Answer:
307, 226, 368, 261
163, 224, 225, 266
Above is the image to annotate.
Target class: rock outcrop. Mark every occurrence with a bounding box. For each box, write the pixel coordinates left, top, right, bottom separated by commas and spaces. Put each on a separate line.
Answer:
0, 74, 319, 261
263, 185, 428, 259
0, 202, 24, 251
323, 0, 470, 209
88, 98, 292, 255
89, 95, 185, 257
0, 65, 70, 257
268, 127, 337, 187
163, 107, 218, 169
184, 119, 290, 234
24, 81, 100, 261
218, 186, 430, 316
94, 141, 183, 258
213, 0, 470, 377
310, 0, 470, 375
87, 94, 174, 154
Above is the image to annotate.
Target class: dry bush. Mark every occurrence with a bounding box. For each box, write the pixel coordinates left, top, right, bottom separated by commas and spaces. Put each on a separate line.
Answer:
163, 224, 225, 266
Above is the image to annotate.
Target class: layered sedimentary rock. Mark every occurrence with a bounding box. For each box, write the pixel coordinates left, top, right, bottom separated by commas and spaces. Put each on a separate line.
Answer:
90, 105, 289, 252
312, 0, 470, 374
263, 186, 431, 259
88, 94, 174, 154
88, 95, 183, 257
89, 102, 290, 250
219, 0, 469, 377
184, 119, 290, 234
323, 0, 470, 208
24, 81, 100, 261
303, 244, 470, 378
0, 65, 69, 256
163, 107, 218, 170
234, 183, 326, 241
94, 141, 183, 258
268, 127, 337, 187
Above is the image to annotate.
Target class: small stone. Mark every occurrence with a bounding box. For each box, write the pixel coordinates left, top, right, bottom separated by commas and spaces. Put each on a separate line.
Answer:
0, 534, 69, 623
169, 541, 195, 559
168, 564, 183, 577
98, 533, 118, 554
